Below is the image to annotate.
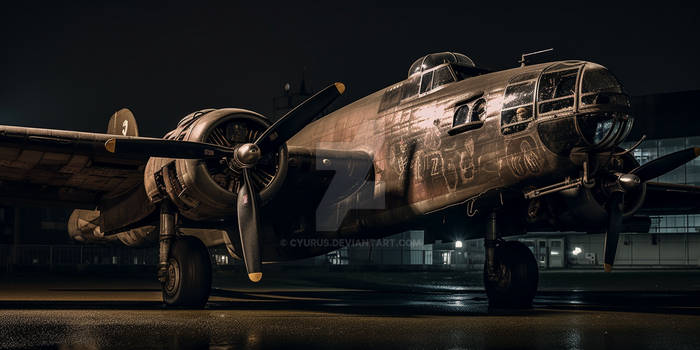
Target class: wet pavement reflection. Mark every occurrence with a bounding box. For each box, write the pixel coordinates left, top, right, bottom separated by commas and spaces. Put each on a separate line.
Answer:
0, 271, 699, 349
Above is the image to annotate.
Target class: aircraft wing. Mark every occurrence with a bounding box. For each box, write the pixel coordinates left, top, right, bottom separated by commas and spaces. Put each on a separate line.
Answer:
0, 125, 150, 208
638, 182, 700, 215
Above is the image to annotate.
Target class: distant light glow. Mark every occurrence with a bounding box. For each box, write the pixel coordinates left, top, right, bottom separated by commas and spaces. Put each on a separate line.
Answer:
572, 247, 583, 256
455, 241, 463, 248
551, 251, 560, 256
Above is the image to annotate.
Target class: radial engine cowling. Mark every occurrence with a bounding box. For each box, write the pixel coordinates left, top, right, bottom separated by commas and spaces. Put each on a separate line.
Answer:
546, 182, 646, 231
544, 152, 646, 231
144, 108, 288, 221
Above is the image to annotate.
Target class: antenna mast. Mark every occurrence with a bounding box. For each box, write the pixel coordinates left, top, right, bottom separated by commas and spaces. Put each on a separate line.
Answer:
519, 48, 554, 67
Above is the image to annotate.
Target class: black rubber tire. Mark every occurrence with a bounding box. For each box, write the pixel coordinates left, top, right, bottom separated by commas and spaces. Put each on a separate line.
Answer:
483, 240, 538, 308
162, 236, 212, 308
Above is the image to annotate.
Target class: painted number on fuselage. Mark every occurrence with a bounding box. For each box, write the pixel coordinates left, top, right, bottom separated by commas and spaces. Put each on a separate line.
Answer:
430, 157, 440, 175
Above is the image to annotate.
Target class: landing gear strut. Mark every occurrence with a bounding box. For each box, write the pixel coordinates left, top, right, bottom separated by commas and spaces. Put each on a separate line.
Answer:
158, 200, 176, 282
157, 200, 212, 307
483, 211, 538, 308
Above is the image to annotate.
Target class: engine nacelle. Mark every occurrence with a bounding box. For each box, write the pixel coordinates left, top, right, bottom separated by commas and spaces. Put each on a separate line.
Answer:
144, 108, 287, 221
68, 209, 157, 247
543, 184, 644, 230
536, 150, 646, 231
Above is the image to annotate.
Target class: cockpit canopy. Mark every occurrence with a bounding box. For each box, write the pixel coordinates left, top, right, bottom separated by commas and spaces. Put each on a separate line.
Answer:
496, 61, 633, 153
378, 52, 491, 113
408, 52, 475, 77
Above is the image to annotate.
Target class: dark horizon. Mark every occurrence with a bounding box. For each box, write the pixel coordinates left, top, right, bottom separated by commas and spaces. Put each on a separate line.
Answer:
2, 2, 699, 137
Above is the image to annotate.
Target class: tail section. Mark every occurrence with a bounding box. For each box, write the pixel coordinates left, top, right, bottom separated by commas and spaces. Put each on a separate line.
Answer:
107, 108, 139, 136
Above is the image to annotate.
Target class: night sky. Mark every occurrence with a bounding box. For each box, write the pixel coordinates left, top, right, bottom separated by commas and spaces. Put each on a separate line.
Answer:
1, 2, 699, 137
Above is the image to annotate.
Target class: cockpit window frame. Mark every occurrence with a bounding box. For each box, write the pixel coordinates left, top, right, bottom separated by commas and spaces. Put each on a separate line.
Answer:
500, 78, 537, 135
402, 63, 457, 102
418, 63, 457, 97
408, 52, 475, 76
379, 60, 478, 113
432, 65, 457, 91
536, 65, 584, 118
578, 63, 628, 109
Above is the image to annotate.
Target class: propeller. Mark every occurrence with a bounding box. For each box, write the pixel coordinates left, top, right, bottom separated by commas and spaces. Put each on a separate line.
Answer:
630, 147, 700, 182
601, 147, 700, 272
106, 82, 346, 282
603, 191, 623, 272
237, 168, 262, 282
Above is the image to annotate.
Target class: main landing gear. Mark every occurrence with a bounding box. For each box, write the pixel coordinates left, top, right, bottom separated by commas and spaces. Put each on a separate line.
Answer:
483, 212, 538, 308
158, 201, 212, 308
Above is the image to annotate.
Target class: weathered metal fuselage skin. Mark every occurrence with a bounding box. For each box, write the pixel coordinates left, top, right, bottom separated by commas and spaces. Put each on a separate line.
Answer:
267, 62, 587, 260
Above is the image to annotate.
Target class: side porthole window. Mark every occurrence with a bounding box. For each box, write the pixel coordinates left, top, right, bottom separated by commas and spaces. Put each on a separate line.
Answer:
453, 105, 470, 127
471, 98, 487, 122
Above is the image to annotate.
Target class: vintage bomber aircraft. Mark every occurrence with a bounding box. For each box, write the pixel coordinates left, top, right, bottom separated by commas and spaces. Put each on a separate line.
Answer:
1, 52, 699, 308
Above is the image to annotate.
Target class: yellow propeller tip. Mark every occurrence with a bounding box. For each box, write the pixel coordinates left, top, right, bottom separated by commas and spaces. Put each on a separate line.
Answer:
248, 272, 262, 282
334, 82, 345, 94
105, 139, 116, 153
603, 263, 613, 272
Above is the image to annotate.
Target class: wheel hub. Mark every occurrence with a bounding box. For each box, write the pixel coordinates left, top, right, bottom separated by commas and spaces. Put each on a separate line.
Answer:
164, 258, 180, 295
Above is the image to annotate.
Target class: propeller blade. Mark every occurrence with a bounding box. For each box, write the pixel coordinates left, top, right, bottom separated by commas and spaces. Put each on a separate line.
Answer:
105, 137, 234, 159
631, 147, 700, 182
255, 82, 345, 153
236, 168, 262, 282
603, 191, 624, 272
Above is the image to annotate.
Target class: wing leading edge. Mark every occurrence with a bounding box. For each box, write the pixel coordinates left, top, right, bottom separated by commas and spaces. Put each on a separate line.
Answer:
0, 124, 154, 208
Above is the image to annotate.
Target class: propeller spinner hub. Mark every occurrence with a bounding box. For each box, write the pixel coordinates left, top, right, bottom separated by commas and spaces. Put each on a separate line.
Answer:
618, 173, 641, 191
234, 143, 261, 168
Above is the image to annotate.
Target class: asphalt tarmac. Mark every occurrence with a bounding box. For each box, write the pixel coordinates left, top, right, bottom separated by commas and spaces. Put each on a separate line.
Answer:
1, 269, 699, 349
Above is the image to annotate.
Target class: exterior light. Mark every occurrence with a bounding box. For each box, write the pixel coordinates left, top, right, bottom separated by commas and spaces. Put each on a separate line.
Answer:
455, 240, 463, 248
572, 247, 583, 256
